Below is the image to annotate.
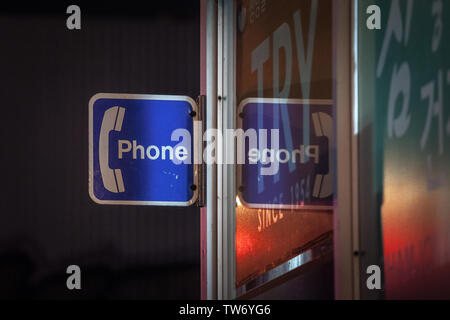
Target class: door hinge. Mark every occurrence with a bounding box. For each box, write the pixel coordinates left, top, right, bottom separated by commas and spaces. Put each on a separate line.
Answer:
195, 94, 206, 207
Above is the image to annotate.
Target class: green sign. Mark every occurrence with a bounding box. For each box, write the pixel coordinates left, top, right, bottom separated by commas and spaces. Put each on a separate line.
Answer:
358, 0, 450, 298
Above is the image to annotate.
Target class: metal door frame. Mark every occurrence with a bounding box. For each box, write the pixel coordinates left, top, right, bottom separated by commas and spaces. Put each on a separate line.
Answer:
202, 0, 236, 300
201, 0, 361, 300
333, 0, 360, 299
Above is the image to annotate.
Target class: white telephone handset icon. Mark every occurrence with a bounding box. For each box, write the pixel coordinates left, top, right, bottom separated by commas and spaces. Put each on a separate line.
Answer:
99, 106, 126, 193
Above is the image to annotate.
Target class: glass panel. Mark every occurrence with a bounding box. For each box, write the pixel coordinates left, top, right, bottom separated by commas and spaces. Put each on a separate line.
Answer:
235, 0, 333, 288
357, 0, 450, 299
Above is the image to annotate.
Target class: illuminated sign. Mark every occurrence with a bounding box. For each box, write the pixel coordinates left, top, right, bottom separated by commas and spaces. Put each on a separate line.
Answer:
235, 0, 333, 287
238, 98, 333, 209
358, 0, 450, 298
89, 93, 197, 206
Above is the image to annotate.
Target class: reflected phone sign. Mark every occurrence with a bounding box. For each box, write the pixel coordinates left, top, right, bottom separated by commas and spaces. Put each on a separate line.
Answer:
89, 93, 197, 206
238, 98, 333, 209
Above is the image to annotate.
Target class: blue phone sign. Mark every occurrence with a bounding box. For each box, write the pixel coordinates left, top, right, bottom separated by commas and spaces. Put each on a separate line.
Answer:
89, 93, 197, 206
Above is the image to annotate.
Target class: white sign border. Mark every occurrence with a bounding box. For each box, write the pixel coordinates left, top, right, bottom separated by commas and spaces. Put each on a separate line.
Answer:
236, 97, 333, 211
88, 93, 199, 206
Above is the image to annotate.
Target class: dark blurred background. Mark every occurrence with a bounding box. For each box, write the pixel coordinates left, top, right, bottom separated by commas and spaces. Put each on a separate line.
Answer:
0, 1, 200, 299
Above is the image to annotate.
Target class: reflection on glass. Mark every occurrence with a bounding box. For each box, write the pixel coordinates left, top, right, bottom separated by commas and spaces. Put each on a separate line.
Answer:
235, 0, 333, 287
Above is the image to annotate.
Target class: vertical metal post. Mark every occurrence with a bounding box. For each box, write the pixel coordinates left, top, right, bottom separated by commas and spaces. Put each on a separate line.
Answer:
333, 0, 360, 299
217, 0, 224, 299
350, 0, 361, 300
218, 0, 236, 300
202, 0, 236, 300
205, 0, 218, 300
